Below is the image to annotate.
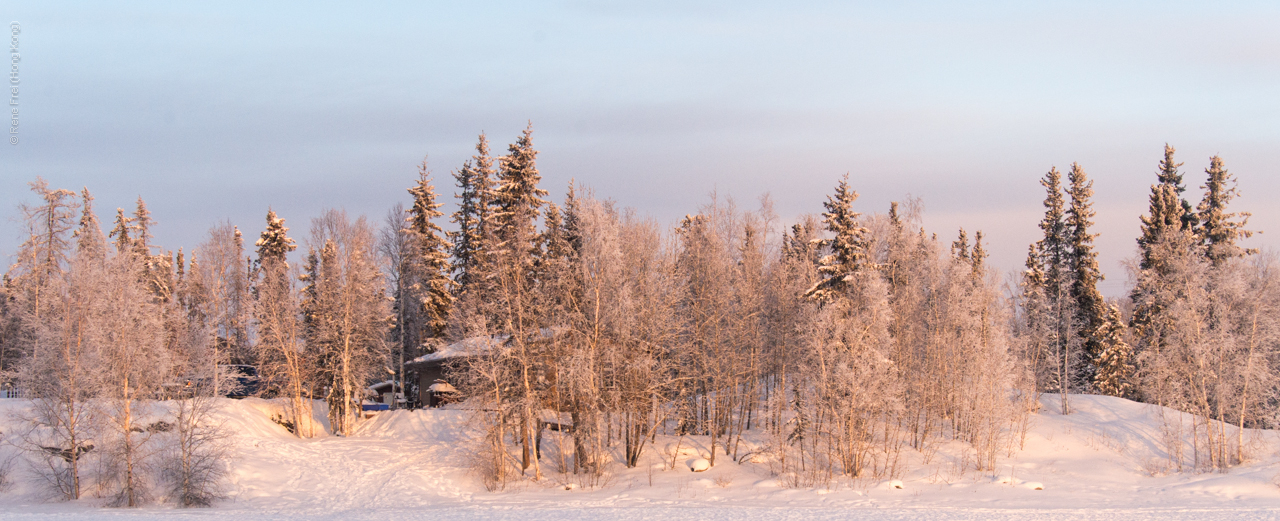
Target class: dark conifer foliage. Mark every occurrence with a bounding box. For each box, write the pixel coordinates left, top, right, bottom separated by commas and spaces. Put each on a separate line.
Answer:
406, 160, 454, 341
1196, 155, 1254, 266
450, 133, 497, 292
806, 173, 869, 301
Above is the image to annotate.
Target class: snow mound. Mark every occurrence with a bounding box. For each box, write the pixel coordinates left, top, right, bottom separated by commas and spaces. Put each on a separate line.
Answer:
2, 393, 1280, 518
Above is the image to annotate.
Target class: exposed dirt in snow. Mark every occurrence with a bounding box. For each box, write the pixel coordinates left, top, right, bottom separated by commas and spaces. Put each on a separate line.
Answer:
2, 394, 1280, 519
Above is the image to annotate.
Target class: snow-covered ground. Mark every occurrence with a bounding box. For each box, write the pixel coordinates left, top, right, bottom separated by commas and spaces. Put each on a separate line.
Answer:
3, 395, 1280, 520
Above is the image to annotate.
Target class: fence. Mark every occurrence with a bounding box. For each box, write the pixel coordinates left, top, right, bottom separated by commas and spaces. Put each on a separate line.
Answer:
0, 387, 26, 399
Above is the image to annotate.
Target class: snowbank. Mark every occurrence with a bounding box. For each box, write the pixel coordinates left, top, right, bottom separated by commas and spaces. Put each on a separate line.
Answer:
2, 394, 1280, 519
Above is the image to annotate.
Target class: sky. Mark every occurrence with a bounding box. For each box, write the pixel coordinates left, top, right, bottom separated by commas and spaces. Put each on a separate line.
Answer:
2, 1, 1278, 297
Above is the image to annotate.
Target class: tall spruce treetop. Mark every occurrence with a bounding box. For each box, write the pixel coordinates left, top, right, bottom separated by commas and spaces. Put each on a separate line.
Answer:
534, 199, 579, 322
406, 161, 454, 339
806, 173, 869, 301
1066, 163, 1110, 385
1156, 144, 1197, 230
1138, 145, 1197, 270
971, 230, 987, 281
1037, 167, 1070, 288
1066, 163, 1105, 324
1197, 155, 1254, 266
109, 208, 132, 254
256, 209, 297, 269
952, 228, 970, 262
131, 197, 155, 259
493, 123, 549, 260
450, 133, 497, 289
73, 188, 106, 259
561, 180, 583, 255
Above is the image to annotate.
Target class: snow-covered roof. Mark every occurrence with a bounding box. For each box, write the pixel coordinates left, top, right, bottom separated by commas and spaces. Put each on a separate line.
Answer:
367, 380, 396, 392
409, 335, 507, 365
409, 328, 567, 366
427, 381, 457, 393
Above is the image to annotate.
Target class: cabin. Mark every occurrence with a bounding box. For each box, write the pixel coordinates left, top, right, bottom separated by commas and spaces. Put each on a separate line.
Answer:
404, 336, 499, 408
366, 380, 406, 407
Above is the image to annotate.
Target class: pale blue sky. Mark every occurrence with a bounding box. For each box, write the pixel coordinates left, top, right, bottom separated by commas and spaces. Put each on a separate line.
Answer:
3, 1, 1279, 296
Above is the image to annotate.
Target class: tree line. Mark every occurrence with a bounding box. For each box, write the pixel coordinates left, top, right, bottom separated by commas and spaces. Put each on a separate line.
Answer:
0, 130, 1274, 501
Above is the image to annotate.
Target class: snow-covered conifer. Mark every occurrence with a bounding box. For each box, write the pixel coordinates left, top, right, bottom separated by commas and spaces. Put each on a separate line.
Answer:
1091, 304, 1135, 399
73, 188, 106, 260
450, 134, 497, 293
1065, 163, 1109, 387
805, 174, 869, 301
406, 161, 453, 340
252, 210, 312, 436
1196, 155, 1254, 266
110, 208, 132, 255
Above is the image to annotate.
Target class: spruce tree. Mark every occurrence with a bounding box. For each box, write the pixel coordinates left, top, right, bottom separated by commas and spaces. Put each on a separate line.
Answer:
255, 210, 297, 267
1196, 155, 1254, 266
131, 197, 155, 260
450, 133, 497, 291
1091, 304, 1136, 399
970, 230, 987, 282
1137, 145, 1196, 270
491, 123, 551, 478
1032, 167, 1078, 411
1020, 243, 1054, 389
1129, 148, 1207, 405
805, 173, 869, 301
406, 160, 454, 341
534, 199, 580, 325
951, 228, 970, 263
491, 123, 549, 332
1155, 144, 1197, 230
110, 208, 133, 255
73, 188, 106, 260
253, 209, 298, 372
1065, 163, 1108, 386
494, 124, 549, 259
252, 209, 306, 431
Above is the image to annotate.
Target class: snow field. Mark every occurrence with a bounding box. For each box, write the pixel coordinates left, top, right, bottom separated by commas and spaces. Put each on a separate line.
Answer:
2, 394, 1280, 519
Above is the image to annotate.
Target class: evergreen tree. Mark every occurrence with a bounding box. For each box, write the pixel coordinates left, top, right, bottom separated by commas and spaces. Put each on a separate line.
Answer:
951, 228, 970, 262
406, 160, 454, 341
493, 124, 549, 260
805, 173, 869, 301
110, 208, 132, 254
534, 199, 579, 325
1196, 155, 1254, 266
1131, 148, 1207, 404
1020, 243, 1055, 390
1032, 167, 1079, 411
560, 180, 583, 258
252, 209, 309, 435
1091, 304, 1136, 399
131, 197, 155, 260
1065, 163, 1108, 386
1138, 145, 1195, 270
255, 210, 297, 266
970, 230, 987, 282
450, 133, 497, 291
73, 188, 106, 259
1155, 143, 1198, 230
491, 123, 549, 331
